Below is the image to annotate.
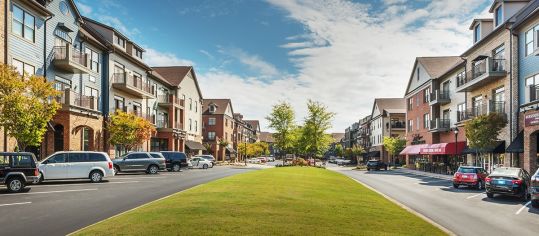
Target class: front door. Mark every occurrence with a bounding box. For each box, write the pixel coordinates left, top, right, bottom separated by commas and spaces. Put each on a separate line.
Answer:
67, 153, 90, 178
42, 153, 68, 179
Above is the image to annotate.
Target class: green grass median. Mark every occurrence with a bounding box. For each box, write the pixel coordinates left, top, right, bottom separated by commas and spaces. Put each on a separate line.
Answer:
73, 167, 446, 236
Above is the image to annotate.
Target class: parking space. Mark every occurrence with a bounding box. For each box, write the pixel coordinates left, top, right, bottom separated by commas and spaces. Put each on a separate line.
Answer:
337, 168, 539, 236
0, 166, 253, 236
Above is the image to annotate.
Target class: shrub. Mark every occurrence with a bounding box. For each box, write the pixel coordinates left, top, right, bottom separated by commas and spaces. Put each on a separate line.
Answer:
292, 158, 308, 166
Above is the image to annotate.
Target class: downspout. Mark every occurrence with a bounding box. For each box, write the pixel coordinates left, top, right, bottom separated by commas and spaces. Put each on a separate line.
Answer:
508, 25, 514, 166
43, 15, 52, 77
3, 0, 7, 151
102, 51, 110, 153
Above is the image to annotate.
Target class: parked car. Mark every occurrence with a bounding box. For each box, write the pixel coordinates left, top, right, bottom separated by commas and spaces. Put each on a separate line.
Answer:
0, 152, 40, 192
113, 152, 166, 175
197, 155, 216, 167
452, 166, 488, 189
531, 168, 539, 208
336, 159, 351, 165
39, 151, 114, 183
366, 160, 387, 171
190, 157, 213, 169
485, 167, 531, 200
160, 151, 189, 172
329, 157, 337, 164
258, 157, 267, 163
248, 158, 261, 164
267, 156, 275, 162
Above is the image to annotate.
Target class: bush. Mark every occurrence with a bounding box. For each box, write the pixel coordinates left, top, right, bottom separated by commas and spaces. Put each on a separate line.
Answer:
292, 158, 308, 166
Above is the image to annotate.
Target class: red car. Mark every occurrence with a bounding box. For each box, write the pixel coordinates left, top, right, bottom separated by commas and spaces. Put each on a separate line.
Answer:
453, 166, 488, 189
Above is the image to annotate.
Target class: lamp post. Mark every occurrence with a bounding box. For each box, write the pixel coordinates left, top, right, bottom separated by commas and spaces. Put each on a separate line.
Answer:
452, 127, 459, 171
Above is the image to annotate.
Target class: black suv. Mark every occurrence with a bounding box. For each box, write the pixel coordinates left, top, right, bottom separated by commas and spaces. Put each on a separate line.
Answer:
160, 151, 188, 172
0, 152, 40, 192
366, 160, 388, 171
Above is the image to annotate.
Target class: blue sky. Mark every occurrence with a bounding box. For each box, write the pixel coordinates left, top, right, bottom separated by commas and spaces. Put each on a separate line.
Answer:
75, 0, 492, 132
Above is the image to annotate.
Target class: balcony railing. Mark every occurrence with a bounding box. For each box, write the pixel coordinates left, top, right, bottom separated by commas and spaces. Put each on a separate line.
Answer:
157, 94, 185, 108
53, 46, 89, 73
56, 89, 98, 111
457, 101, 506, 122
156, 120, 168, 128
456, 58, 507, 92
429, 118, 450, 132
390, 121, 405, 129
429, 90, 450, 105
112, 73, 154, 98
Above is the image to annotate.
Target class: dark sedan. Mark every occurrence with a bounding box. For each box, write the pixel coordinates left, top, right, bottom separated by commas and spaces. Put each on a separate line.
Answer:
531, 168, 539, 208
366, 160, 387, 171
485, 167, 531, 201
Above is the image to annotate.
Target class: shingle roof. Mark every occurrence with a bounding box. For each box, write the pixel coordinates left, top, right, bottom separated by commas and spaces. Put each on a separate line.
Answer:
331, 133, 345, 142
203, 99, 233, 115
416, 56, 463, 79
259, 132, 274, 143
244, 120, 260, 131
373, 98, 405, 115
152, 66, 203, 99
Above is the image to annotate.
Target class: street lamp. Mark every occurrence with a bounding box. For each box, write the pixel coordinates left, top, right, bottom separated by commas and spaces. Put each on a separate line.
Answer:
452, 127, 459, 170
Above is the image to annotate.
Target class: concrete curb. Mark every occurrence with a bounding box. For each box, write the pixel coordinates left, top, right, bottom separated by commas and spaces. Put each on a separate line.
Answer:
67, 184, 204, 235
344, 175, 456, 236
395, 168, 452, 181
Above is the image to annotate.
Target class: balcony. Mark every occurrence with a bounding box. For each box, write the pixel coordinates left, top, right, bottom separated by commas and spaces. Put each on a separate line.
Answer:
456, 58, 507, 92
111, 73, 155, 98
57, 89, 99, 116
53, 46, 90, 73
429, 90, 451, 105
429, 118, 450, 132
157, 94, 185, 108
456, 101, 506, 123
390, 121, 405, 129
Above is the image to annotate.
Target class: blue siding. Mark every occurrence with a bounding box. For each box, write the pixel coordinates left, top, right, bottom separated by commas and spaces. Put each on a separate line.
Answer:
519, 26, 539, 105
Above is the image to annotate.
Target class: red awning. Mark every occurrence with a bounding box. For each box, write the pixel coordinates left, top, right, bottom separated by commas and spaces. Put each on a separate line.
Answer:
420, 142, 466, 155
399, 144, 430, 155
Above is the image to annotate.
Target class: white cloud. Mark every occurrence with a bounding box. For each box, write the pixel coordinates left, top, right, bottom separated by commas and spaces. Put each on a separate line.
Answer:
77, 2, 92, 15
144, 48, 195, 67
218, 47, 280, 77
95, 15, 140, 37
197, 0, 490, 132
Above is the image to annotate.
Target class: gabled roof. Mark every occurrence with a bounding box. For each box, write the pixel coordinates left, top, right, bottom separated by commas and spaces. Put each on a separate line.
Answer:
370, 98, 405, 118
331, 133, 345, 142
489, 0, 531, 13
152, 66, 203, 100
468, 18, 493, 30
404, 56, 462, 95
259, 132, 274, 143
511, 0, 539, 30
203, 99, 233, 116
244, 120, 261, 132
147, 70, 174, 87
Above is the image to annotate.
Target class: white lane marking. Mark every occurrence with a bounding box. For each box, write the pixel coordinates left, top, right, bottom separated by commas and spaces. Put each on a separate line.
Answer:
0, 202, 31, 207
0, 188, 97, 196
466, 193, 484, 199
516, 201, 531, 215
112, 176, 166, 180
31, 181, 140, 188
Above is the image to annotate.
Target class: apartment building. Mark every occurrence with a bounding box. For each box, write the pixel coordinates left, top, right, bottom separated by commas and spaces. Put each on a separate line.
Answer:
152, 66, 204, 156
1, 0, 51, 155
203, 99, 236, 161
512, 0, 539, 174
244, 120, 261, 143
368, 98, 406, 163
0, 0, 6, 64
358, 115, 371, 155
400, 57, 464, 167
344, 122, 360, 148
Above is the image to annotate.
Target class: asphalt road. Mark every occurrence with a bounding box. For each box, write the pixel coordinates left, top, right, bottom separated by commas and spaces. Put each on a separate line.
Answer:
334, 167, 539, 236
0, 166, 254, 236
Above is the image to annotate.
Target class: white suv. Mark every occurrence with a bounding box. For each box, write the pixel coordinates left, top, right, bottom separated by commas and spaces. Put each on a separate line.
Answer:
38, 151, 114, 183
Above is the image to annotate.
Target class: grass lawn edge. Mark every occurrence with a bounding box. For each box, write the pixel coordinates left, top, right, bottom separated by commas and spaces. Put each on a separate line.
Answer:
342, 171, 456, 236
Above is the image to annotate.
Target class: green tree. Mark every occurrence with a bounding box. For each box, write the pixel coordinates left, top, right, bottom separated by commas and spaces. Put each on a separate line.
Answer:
108, 111, 156, 152
465, 113, 507, 165
351, 145, 366, 164
383, 137, 406, 167
0, 64, 61, 151
266, 102, 296, 163
334, 143, 344, 157
301, 100, 335, 163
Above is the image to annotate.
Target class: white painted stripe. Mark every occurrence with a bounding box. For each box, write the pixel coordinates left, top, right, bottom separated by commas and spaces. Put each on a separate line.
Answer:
466, 193, 484, 199
0, 188, 97, 196
31, 181, 140, 188
0, 202, 31, 207
516, 201, 531, 215
112, 177, 166, 180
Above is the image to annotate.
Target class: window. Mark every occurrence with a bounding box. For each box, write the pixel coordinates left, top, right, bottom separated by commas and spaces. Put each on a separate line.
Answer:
135, 48, 142, 59
209, 104, 216, 113
68, 153, 88, 162
12, 5, 35, 42
115, 35, 125, 48
225, 132, 228, 141
89, 75, 96, 83
208, 132, 216, 140
525, 26, 539, 56
84, 86, 98, 98
423, 113, 429, 129
209, 117, 216, 126
189, 118, 192, 131
88, 153, 106, 162
225, 118, 228, 127
195, 120, 198, 132
81, 128, 90, 151
189, 98, 193, 110
114, 96, 125, 112
416, 117, 419, 130
457, 103, 466, 122
60, 1, 70, 16
126, 153, 148, 159
12, 59, 34, 76
85, 47, 100, 72
408, 98, 413, 111
195, 100, 198, 112
47, 153, 67, 163
495, 6, 502, 27
416, 67, 420, 81
474, 24, 480, 43
424, 88, 430, 103
408, 120, 413, 132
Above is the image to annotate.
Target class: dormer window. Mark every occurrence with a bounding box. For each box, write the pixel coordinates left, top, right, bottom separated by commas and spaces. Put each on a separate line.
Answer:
115, 35, 126, 48
474, 24, 480, 43
135, 48, 143, 59
495, 6, 503, 27
209, 104, 216, 113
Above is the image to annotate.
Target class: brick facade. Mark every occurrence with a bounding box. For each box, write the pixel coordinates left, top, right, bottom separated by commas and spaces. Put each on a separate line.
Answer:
405, 85, 433, 146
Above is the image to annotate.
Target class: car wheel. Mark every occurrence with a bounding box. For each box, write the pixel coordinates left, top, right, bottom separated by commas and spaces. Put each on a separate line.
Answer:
532, 200, 539, 208
38, 173, 44, 184
113, 165, 120, 175
172, 163, 181, 172
486, 192, 494, 198
148, 165, 159, 174
476, 180, 483, 190
6, 177, 25, 193
89, 170, 103, 183
203, 164, 208, 169
453, 184, 459, 189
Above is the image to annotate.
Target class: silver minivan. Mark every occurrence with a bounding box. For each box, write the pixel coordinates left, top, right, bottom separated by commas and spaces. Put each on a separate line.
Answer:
38, 151, 115, 183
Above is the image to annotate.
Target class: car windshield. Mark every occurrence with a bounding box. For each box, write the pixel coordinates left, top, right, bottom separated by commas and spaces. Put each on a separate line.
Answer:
457, 168, 476, 173
491, 168, 520, 176
367, 161, 378, 164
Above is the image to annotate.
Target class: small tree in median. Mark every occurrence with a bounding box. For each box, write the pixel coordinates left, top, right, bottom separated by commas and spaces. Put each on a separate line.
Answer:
0, 64, 61, 151
334, 143, 344, 158
266, 101, 296, 164
351, 145, 366, 164
383, 136, 406, 167
465, 113, 507, 167
108, 111, 156, 153
302, 100, 335, 165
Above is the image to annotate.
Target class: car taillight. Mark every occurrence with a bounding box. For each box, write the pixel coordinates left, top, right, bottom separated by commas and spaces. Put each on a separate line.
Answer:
471, 174, 477, 180
485, 177, 491, 183
512, 180, 523, 185
34, 168, 39, 176
108, 162, 113, 169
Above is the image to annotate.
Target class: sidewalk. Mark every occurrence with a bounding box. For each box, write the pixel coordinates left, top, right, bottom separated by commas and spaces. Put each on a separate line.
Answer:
394, 168, 452, 181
